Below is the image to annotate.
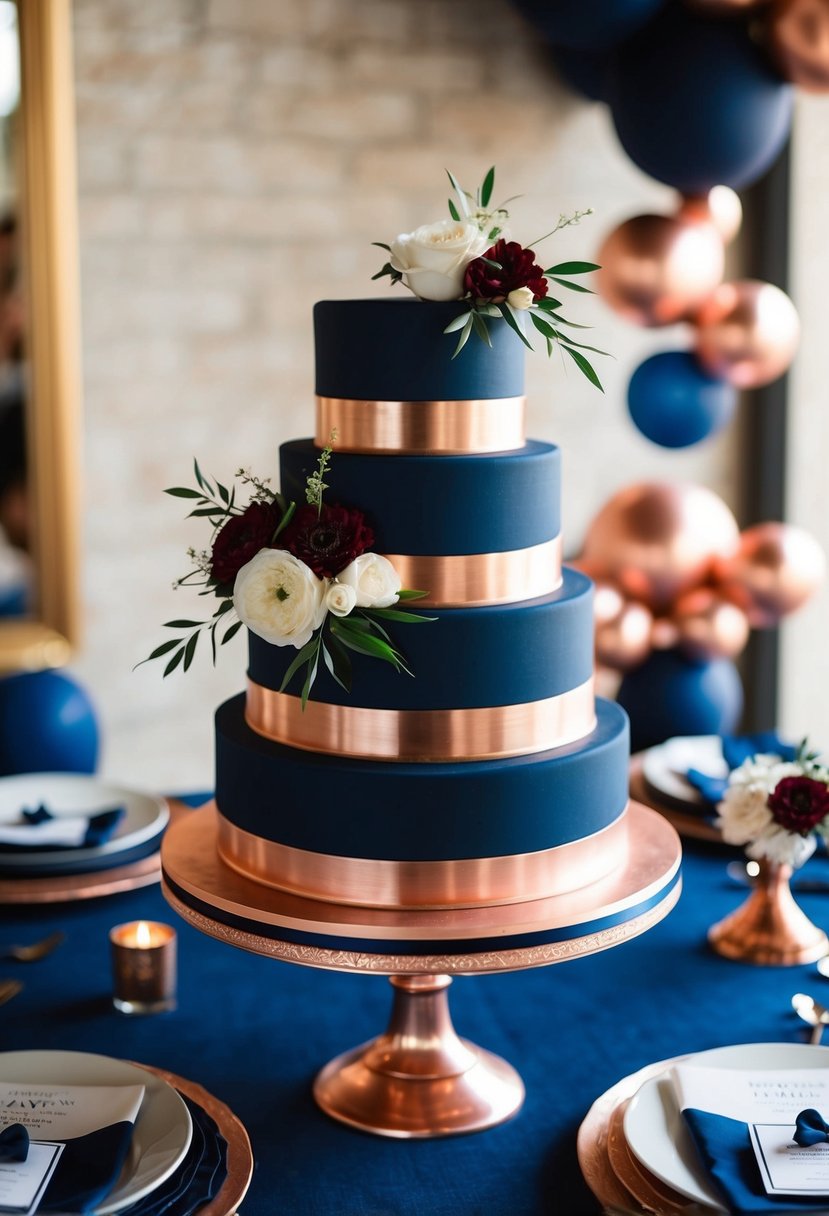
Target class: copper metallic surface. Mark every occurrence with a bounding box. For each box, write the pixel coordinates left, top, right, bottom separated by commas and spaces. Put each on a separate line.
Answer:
593, 581, 654, 673
715, 521, 826, 628
678, 186, 743, 244
673, 587, 750, 662
596, 213, 724, 327
768, 0, 829, 92
382, 536, 562, 607
137, 1063, 253, 1215
695, 279, 800, 389
582, 482, 740, 614
708, 858, 829, 965
315, 395, 526, 454
312, 973, 525, 1137
245, 676, 596, 762
215, 809, 631, 909
630, 755, 723, 844
578, 1056, 692, 1215
606, 1101, 694, 1215
161, 802, 681, 966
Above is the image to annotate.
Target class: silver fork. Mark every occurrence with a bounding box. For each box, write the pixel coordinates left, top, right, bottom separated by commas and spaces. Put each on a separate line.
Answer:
1, 930, 65, 962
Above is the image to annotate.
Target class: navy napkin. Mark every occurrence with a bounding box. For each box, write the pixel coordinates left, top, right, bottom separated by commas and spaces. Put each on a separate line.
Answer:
0, 805, 126, 853
685, 732, 798, 807
0, 1122, 29, 1162
119, 1095, 228, 1216
683, 1107, 829, 1213
39, 1120, 137, 1213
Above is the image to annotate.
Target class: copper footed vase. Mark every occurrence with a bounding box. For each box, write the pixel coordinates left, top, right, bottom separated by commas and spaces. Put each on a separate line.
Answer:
313, 973, 524, 1138
708, 859, 829, 965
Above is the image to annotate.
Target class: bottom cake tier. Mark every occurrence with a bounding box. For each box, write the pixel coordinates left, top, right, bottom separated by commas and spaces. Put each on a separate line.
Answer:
161, 802, 681, 972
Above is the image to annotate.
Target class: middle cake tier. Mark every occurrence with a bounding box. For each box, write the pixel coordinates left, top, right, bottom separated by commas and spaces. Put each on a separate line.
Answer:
246, 568, 595, 761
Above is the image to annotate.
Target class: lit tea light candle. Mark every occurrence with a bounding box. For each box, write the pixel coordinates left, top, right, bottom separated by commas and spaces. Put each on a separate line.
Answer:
109, 920, 177, 1015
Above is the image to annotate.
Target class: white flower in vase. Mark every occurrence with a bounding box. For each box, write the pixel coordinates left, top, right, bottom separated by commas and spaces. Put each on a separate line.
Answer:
233, 549, 326, 648
716, 783, 775, 846
338, 553, 401, 608
747, 826, 817, 870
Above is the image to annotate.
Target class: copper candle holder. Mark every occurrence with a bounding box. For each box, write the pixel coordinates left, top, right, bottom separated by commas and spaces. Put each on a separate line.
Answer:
110, 920, 177, 1014
708, 859, 829, 966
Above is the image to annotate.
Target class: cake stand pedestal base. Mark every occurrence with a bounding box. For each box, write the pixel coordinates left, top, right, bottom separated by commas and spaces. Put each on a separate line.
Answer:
313, 973, 523, 1138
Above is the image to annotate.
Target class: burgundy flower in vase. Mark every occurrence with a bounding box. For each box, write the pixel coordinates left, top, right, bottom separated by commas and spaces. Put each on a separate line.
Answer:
463, 238, 549, 304
210, 500, 282, 586
768, 775, 829, 835
280, 503, 374, 579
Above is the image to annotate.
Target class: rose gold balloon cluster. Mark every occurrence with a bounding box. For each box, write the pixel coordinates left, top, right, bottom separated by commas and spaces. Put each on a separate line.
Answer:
596, 189, 800, 390
574, 483, 825, 672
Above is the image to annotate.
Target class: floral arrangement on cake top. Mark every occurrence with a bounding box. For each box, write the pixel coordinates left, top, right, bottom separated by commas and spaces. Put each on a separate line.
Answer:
141, 437, 433, 706
373, 166, 606, 387
716, 740, 829, 868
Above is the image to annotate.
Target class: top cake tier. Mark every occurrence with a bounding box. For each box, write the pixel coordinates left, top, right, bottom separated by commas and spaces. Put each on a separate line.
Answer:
314, 299, 526, 455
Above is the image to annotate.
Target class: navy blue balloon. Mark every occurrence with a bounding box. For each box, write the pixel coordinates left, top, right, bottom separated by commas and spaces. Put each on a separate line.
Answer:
548, 44, 612, 102
607, 8, 793, 192
617, 649, 743, 753
0, 670, 99, 775
511, 0, 667, 50
628, 351, 737, 449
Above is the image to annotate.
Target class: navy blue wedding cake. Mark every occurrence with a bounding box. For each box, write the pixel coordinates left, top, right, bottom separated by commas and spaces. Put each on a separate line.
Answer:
212, 298, 630, 910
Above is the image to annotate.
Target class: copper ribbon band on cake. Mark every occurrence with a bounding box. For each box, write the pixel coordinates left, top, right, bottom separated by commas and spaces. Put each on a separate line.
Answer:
316, 395, 526, 454
245, 677, 596, 762
216, 809, 630, 910
383, 536, 562, 607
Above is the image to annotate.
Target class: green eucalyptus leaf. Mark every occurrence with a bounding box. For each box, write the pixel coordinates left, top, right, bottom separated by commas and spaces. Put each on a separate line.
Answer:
222, 619, 243, 644
193, 459, 209, 492
498, 303, 534, 351
530, 313, 556, 340
367, 607, 437, 623
183, 631, 199, 673
300, 638, 321, 710
164, 619, 203, 629
451, 314, 474, 359
331, 622, 402, 665
471, 311, 493, 348
163, 648, 185, 677
371, 242, 392, 251
564, 345, 604, 391
551, 277, 594, 294
481, 166, 495, 208
322, 634, 352, 693
279, 637, 320, 693
272, 499, 296, 541
145, 638, 181, 661
165, 487, 203, 499
448, 198, 460, 221
443, 311, 473, 334
545, 261, 600, 275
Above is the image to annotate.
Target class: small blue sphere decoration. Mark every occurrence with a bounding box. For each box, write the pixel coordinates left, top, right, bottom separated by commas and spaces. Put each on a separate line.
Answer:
628, 351, 737, 449
617, 649, 743, 753
607, 8, 793, 192
512, 0, 668, 51
0, 669, 100, 776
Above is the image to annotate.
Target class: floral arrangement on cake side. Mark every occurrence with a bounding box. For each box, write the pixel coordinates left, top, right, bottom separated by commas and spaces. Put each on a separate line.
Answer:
373, 166, 606, 387
141, 438, 433, 706
716, 741, 829, 868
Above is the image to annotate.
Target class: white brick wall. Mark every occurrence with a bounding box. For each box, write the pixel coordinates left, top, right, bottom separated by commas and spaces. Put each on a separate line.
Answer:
69, 0, 741, 792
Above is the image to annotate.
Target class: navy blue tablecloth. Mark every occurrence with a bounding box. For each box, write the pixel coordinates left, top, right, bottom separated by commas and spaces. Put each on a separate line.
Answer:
4, 808, 829, 1216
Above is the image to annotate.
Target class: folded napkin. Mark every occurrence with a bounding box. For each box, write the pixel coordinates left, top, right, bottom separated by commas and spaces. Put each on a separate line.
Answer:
0, 805, 126, 853
683, 1107, 829, 1213
38, 1120, 137, 1213
0, 1122, 29, 1162
685, 732, 798, 806
118, 1094, 228, 1216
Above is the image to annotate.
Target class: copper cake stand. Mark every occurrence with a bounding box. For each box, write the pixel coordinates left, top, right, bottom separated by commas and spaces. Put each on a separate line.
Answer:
162, 801, 681, 1139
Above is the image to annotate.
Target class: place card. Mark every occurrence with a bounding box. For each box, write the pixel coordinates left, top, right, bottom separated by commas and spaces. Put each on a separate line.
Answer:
672, 1063, 829, 1123
749, 1122, 829, 1197
0, 1080, 144, 1140
0, 1141, 63, 1215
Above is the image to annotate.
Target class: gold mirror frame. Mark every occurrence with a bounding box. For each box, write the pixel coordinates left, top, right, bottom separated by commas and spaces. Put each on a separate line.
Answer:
0, 0, 81, 673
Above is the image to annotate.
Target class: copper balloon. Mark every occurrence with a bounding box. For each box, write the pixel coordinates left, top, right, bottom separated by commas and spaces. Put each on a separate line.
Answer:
674, 587, 750, 661
695, 279, 800, 388
678, 186, 743, 244
650, 617, 681, 650
768, 0, 829, 92
582, 482, 740, 614
596, 213, 725, 327
715, 522, 826, 627
685, 0, 769, 10
593, 581, 654, 671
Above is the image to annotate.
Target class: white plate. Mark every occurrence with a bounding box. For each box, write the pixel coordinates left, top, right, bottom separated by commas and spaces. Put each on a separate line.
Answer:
0, 1049, 192, 1214
641, 736, 727, 809
0, 774, 168, 869
623, 1042, 829, 1211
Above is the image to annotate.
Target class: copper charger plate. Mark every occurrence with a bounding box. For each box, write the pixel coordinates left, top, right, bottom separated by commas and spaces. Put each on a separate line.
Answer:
0, 800, 192, 905
136, 1062, 253, 1216
577, 1054, 708, 1215
629, 755, 723, 845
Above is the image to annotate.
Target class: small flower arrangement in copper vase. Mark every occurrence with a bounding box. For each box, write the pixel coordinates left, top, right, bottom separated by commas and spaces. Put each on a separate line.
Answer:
708, 743, 829, 965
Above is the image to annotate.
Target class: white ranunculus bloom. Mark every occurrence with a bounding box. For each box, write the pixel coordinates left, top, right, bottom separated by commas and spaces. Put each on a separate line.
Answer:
507, 286, 534, 310
716, 783, 774, 846
233, 549, 326, 649
747, 826, 817, 869
338, 553, 401, 608
389, 219, 487, 302
325, 581, 357, 618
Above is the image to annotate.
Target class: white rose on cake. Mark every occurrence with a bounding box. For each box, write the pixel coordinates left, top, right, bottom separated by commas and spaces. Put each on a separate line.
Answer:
325, 581, 357, 618
233, 549, 326, 648
389, 219, 487, 302
339, 553, 401, 608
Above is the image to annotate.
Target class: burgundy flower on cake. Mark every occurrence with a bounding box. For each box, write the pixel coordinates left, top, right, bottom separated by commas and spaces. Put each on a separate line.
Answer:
463, 239, 548, 305
280, 503, 374, 579
210, 500, 281, 585
768, 775, 829, 836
